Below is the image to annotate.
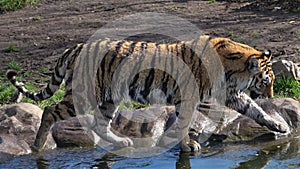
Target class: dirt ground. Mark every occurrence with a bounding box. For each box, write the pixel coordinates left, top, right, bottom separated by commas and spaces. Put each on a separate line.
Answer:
0, 0, 299, 74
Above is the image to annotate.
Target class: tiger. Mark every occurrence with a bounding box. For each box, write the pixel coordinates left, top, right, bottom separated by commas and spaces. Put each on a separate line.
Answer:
6, 35, 287, 152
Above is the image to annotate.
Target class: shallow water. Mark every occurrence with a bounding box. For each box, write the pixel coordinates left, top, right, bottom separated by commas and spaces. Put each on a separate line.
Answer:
1, 135, 300, 169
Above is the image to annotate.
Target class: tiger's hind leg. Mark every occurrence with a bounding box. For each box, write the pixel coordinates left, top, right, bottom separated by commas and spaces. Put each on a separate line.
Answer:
32, 100, 76, 151
32, 105, 56, 151
93, 101, 133, 147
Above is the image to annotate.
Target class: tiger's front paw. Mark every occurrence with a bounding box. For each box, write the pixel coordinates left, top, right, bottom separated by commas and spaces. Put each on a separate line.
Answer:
180, 139, 201, 152
115, 137, 134, 147
266, 120, 289, 134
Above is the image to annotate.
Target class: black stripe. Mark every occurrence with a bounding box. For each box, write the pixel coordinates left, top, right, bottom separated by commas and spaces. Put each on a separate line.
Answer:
45, 85, 54, 96
128, 42, 147, 97
181, 42, 186, 63
50, 111, 58, 121
161, 44, 170, 95
142, 69, 155, 97
213, 40, 226, 48
107, 40, 126, 75
224, 53, 243, 60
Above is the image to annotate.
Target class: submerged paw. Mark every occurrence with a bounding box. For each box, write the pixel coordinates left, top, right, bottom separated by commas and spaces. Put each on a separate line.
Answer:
115, 137, 134, 147
187, 139, 201, 152
180, 139, 201, 152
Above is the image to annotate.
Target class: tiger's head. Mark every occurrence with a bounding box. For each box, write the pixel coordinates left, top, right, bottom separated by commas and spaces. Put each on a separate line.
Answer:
209, 37, 274, 98
248, 50, 275, 99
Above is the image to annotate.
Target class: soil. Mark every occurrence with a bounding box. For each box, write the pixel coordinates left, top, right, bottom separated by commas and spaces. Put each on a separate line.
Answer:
0, 0, 299, 75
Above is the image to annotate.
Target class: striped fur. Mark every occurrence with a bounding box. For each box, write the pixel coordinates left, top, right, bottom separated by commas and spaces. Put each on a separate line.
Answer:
7, 35, 286, 152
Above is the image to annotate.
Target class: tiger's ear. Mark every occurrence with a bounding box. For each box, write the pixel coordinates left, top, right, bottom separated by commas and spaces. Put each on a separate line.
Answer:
247, 58, 259, 75
264, 50, 272, 60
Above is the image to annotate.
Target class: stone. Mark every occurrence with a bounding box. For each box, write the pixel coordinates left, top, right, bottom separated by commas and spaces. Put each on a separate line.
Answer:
272, 60, 300, 81
51, 115, 95, 147
111, 105, 176, 148
0, 103, 55, 162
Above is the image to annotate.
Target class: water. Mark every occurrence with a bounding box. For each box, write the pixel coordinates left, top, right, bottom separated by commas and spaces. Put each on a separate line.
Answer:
1, 135, 300, 169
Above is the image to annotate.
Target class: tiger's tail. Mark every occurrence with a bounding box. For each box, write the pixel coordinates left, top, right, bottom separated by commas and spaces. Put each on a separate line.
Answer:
6, 44, 83, 102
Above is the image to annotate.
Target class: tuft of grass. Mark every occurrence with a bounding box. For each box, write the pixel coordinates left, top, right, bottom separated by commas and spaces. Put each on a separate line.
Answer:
208, 0, 216, 3
172, 4, 177, 10
4, 44, 19, 53
0, 70, 17, 105
32, 15, 41, 21
248, 30, 260, 39
292, 7, 300, 13
0, 0, 40, 12
8, 61, 22, 71
292, 46, 300, 51
119, 100, 150, 110
274, 76, 300, 99
228, 31, 234, 37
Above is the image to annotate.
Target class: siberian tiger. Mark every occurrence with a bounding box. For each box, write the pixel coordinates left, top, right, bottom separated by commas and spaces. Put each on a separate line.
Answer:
7, 35, 287, 152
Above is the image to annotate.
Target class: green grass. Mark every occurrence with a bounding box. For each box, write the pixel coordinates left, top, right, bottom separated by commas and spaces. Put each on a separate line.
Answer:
292, 7, 300, 13
8, 61, 22, 71
119, 100, 150, 110
172, 4, 177, 10
0, 67, 64, 109
274, 76, 300, 99
248, 30, 261, 39
4, 45, 19, 53
292, 46, 300, 51
0, 0, 40, 12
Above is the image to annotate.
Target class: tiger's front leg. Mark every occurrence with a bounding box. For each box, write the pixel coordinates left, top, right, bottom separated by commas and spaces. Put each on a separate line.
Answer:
93, 101, 133, 147
226, 91, 289, 133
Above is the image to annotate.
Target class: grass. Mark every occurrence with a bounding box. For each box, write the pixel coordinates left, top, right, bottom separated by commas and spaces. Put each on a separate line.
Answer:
4, 44, 19, 53
32, 15, 41, 21
273, 76, 300, 99
8, 61, 22, 71
292, 46, 300, 51
119, 100, 150, 110
292, 7, 300, 13
248, 30, 260, 39
228, 31, 234, 37
0, 65, 64, 109
172, 4, 177, 10
0, 0, 40, 12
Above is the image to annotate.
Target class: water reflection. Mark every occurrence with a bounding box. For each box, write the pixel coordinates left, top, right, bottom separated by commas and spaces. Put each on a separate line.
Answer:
36, 157, 50, 169
1, 134, 300, 169
176, 153, 191, 169
234, 134, 300, 169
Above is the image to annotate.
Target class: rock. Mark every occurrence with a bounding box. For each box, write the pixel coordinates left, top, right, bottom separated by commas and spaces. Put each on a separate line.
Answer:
3, 98, 297, 156
50, 97, 300, 148
272, 60, 300, 81
262, 98, 300, 128
0, 103, 55, 162
112, 105, 175, 148
52, 115, 95, 147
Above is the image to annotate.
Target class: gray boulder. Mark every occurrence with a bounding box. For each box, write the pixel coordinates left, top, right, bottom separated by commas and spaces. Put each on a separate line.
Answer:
272, 60, 300, 81
0, 103, 55, 162
50, 98, 300, 149
52, 115, 95, 147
